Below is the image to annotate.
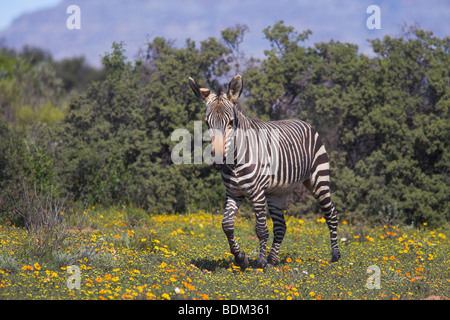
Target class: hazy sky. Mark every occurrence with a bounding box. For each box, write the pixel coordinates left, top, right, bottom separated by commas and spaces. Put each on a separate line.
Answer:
0, 0, 62, 31
0, 0, 448, 66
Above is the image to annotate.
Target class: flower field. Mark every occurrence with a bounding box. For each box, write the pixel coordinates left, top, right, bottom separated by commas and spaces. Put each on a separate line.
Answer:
0, 207, 449, 300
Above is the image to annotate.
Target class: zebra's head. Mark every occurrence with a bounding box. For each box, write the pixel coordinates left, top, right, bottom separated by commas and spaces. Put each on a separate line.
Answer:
188, 75, 243, 170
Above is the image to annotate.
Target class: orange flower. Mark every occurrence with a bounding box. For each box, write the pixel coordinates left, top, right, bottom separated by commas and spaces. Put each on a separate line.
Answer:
22, 265, 34, 271
183, 282, 195, 291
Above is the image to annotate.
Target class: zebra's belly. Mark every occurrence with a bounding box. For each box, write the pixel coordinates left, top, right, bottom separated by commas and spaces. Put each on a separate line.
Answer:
224, 173, 305, 197
264, 179, 304, 195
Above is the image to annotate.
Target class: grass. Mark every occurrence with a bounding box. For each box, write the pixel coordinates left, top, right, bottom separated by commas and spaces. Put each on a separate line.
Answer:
0, 206, 449, 300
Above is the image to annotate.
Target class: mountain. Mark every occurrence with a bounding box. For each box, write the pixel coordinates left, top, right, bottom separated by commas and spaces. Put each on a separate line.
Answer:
0, 0, 448, 68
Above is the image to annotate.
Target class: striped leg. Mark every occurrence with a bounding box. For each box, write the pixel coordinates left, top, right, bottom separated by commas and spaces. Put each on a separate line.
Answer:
304, 176, 341, 263
266, 194, 287, 267
222, 192, 248, 269
250, 192, 269, 269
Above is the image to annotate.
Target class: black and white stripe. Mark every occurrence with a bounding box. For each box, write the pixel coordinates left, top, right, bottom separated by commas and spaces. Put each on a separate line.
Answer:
189, 75, 341, 269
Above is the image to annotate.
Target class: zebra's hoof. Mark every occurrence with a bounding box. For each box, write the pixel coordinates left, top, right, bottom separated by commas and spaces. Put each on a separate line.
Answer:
235, 252, 249, 270
330, 249, 341, 263
255, 257, 267, 269
265, 263, 276, 270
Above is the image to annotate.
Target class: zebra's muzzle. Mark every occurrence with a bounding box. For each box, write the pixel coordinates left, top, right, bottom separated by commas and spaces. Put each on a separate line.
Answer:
211, 154, 226, 170
212, 163, 224, 170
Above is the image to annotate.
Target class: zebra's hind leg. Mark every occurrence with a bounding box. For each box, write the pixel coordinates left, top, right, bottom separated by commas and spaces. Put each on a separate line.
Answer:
266, 194, 287, 267
304, 177, 341, 263
222, 193, 248, 269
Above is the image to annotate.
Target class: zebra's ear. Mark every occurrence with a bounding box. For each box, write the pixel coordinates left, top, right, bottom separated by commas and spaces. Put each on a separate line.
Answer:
227, 75, 243, 103
188, 77, 210, 101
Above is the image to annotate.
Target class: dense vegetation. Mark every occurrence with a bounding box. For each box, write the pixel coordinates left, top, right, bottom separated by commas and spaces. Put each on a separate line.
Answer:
1, 22, 449, 227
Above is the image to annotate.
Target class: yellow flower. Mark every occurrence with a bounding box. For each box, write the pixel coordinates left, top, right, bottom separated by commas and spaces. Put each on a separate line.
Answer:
317, 217, 326, 223
146, 292, 156, 299
34, 263, 41, 271
309, 291, 315, 296
161, 293, 171, 300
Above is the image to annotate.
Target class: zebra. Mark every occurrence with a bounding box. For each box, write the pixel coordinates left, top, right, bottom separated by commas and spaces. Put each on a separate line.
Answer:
188, 75, 341, 269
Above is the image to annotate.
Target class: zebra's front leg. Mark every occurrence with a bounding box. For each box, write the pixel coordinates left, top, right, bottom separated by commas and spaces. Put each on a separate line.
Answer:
251, 193, 269, 269
222, 193, 248, 269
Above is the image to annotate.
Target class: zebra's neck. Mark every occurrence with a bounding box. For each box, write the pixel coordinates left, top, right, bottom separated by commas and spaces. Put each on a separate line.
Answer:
226, 108, 262, 169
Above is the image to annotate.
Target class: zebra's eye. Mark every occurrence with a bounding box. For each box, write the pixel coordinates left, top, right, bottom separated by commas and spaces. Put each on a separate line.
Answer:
226, 118, 234, 129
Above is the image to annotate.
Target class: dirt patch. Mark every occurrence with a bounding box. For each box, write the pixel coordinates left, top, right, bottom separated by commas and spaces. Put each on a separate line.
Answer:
422, 295, 449, 300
